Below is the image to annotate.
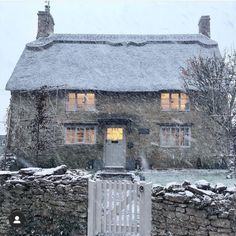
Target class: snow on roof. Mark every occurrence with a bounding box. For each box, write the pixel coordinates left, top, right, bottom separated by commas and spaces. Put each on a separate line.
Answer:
6, 33, 220, 92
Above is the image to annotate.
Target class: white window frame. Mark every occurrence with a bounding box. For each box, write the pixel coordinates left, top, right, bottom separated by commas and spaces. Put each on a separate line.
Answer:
64, 125, 96, 145
160, 126, 191, 148
66, 92, 96, 111
161, 92, 190, 112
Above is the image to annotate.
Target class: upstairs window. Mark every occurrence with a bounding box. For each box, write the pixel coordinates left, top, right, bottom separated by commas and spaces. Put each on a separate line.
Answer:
65, 126, 96, 144
160, 126, 191, 147
161, 92, 190, 111
67, 92, 95, 111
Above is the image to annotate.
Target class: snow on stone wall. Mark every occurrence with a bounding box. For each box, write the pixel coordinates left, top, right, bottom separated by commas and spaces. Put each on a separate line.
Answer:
0, 166, 89, 236
152, 181, 236, 236
0, 166, 236, 236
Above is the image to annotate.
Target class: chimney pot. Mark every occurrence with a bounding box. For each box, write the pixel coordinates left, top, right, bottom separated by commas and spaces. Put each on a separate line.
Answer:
198, 15, 211, 38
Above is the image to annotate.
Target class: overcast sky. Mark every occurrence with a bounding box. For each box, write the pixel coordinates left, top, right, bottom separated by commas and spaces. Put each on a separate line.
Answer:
0, 0, 236, 134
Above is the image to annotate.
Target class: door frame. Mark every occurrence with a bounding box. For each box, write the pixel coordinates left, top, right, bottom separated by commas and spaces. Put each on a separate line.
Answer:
103, 125, 127, 168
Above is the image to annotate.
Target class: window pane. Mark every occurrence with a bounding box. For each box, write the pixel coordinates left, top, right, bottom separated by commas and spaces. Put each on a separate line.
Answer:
169, 128, 176, 146
175, 128, 179, 146
179, 128, 185, 146
77, 93, 85, 108
77, 128, 84, 143
180, 93, 189, 111
161, 128, 165, 146
161, 127, 170, 146
86, 93, 95, 108
65, 128, 71, 144
171, 93, 179, 110
166, 128, 170, 143
84, 128, 89, 143
107, 128, 123, 141
66, 127, 76, 144
85, 128, 95, 144
161, 93, 170, 111
67, 93, 76, 111
90, 129, 95, 143
71, 128, 76, 143
184, 128, 190, 146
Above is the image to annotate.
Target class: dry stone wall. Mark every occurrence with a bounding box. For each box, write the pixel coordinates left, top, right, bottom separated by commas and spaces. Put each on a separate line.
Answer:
0, 166, 236, 236
152, 180, 236, 236
0, 166, 89, 236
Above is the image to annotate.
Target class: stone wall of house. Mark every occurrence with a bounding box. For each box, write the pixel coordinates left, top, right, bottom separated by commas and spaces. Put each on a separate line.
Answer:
152, 181, 236, 236
7, 91, 226, 169
0, 135, 6, 155
0, 166, 89, 236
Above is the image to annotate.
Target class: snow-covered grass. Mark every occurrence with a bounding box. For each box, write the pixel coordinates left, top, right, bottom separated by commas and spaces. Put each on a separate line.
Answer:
142, 169, 236, 187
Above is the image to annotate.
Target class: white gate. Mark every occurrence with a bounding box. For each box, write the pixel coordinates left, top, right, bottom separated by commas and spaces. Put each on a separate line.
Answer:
88, 179, 152, 236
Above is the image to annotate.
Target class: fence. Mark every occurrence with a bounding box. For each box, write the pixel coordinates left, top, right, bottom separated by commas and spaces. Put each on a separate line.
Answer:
88, 179, 152, 236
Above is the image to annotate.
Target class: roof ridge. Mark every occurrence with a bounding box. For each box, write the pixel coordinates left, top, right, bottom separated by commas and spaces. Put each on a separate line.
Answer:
26, 33, 218, 50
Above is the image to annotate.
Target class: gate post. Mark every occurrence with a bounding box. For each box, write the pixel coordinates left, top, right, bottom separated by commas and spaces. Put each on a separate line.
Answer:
139, 181, 152, 236
88, 179, 96, 236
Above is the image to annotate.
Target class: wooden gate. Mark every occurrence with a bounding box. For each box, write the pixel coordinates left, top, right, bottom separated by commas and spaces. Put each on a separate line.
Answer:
88, 179, 152, 236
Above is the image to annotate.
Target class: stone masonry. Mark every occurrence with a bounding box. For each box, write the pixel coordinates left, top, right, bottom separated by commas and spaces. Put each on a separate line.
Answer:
1, 166, 236, 236
0, 166, 89, 236
152, 181, 236, 236
8, 91, 225, 170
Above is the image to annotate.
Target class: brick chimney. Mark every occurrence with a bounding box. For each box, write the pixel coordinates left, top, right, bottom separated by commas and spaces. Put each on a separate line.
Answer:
198, 15, 210, 38
36, 2, 55, 39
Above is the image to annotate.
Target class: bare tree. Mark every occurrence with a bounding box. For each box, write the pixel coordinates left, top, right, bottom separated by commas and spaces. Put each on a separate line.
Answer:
182, 52, 236, 177
29, 86, 55, 166
4, 84, 65, 170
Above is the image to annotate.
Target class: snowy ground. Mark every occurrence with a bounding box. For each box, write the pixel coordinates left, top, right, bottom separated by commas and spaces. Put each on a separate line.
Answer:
142, 169, 236, 187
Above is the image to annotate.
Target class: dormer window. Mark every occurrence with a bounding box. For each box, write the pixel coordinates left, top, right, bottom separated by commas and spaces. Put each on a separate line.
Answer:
161, 92, 190, 111
67, 92, 95, 111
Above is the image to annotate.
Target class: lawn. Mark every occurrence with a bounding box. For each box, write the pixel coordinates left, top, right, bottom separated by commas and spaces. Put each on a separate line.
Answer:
142, 169, 236, 187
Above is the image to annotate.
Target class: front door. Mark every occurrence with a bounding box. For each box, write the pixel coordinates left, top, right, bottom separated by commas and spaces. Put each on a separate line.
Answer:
104, 127, 126, 168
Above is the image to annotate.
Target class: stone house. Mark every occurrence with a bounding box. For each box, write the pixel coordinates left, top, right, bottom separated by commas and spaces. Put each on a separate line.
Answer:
5, 6, 222, 169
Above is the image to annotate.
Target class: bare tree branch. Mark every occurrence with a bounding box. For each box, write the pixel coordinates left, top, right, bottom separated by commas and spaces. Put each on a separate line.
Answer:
181, 52, 236, 177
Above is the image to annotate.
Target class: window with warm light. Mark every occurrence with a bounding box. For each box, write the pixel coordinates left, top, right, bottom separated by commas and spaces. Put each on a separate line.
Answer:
66, 92, 95, 111
65, 126, 96, 144
161, 92, 189, 111
67, 93, 76, 111
161, 93, 170, 111
106, 128, 123, 141
160, 126, 191, 147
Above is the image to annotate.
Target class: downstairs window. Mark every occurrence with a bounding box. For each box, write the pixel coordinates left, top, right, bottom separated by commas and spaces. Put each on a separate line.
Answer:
65, 126, 96, 144
160, 126, 191, 147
